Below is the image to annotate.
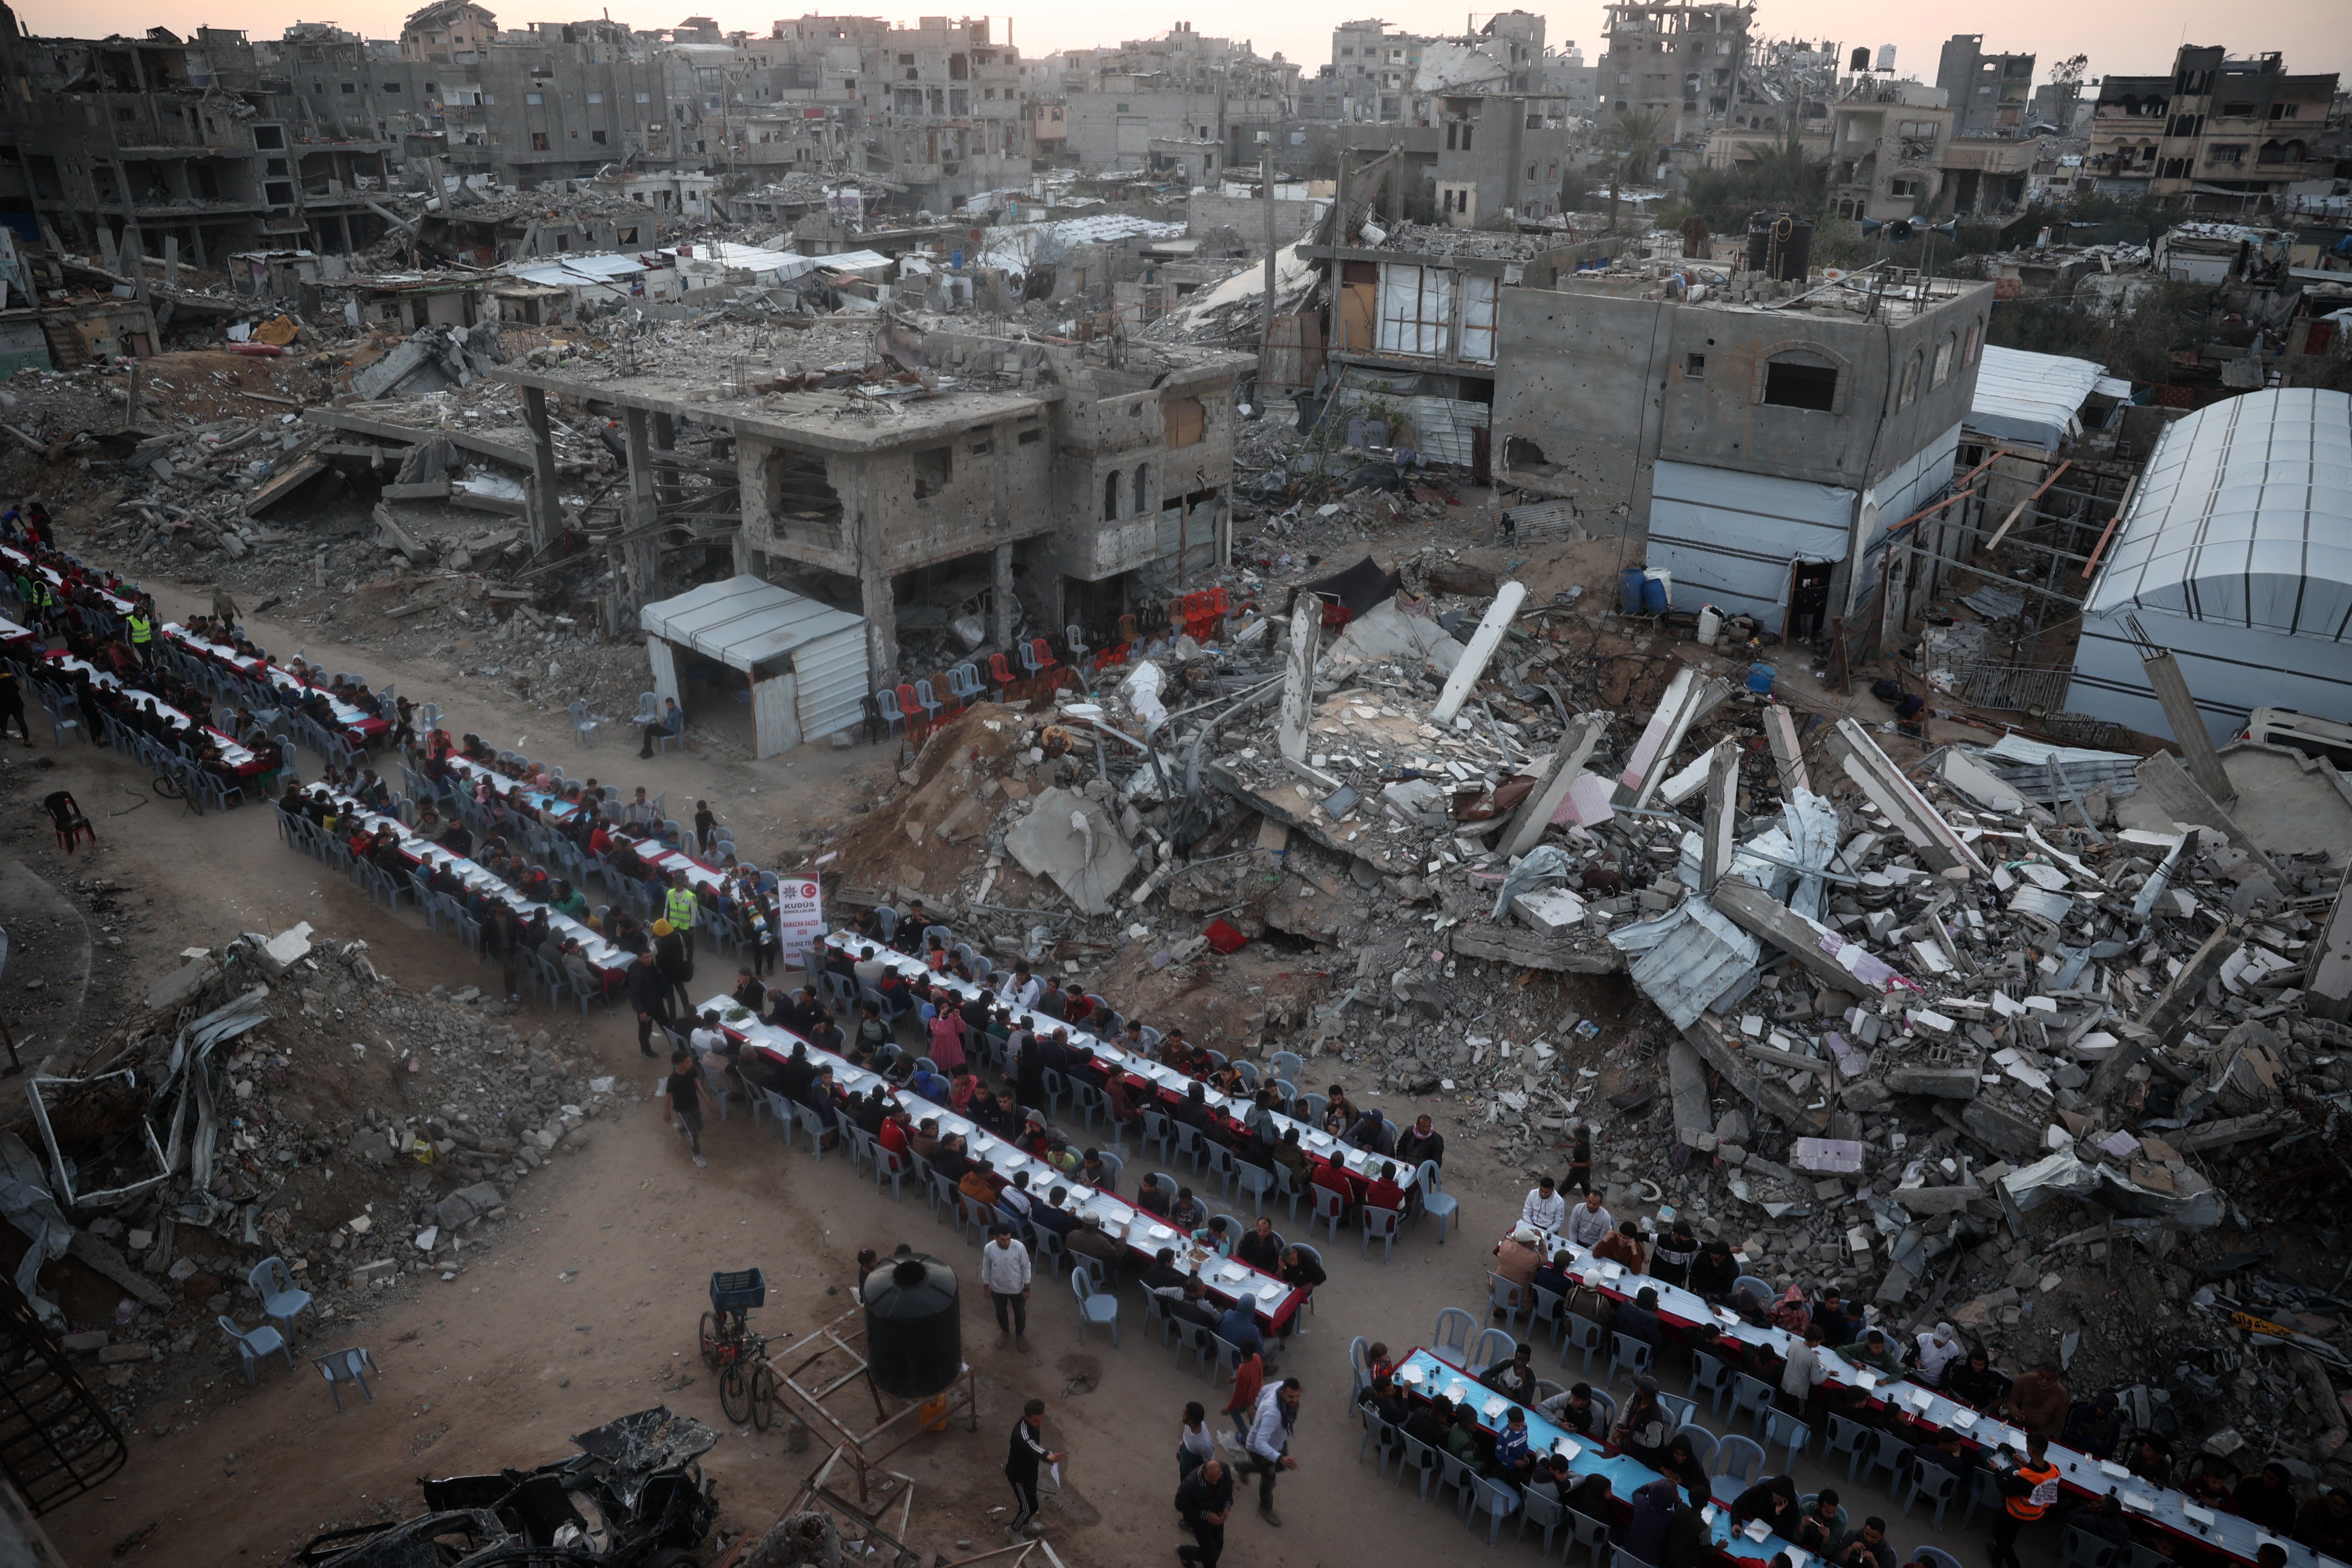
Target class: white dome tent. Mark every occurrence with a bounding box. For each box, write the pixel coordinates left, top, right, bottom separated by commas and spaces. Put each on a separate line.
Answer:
2069, 388, 2352, 744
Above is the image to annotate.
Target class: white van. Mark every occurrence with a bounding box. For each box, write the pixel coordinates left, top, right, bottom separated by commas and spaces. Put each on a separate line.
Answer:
2238, 707, 2352, 772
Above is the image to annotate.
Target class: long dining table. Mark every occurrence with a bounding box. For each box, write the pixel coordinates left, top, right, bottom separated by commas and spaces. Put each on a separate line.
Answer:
163, 622, 389, 742
818, 931, 1421, 1203
1396, 1346, 1805, 1565
293, 784, 630, 979
46, 652, 267, 778
701, 995, 1305, 1332
1523, 1236, 2337, 1568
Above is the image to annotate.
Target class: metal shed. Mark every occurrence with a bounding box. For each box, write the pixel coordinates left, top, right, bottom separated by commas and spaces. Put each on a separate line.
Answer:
1967, 344, 2108, 452
2070, 389, 2352, 744
639, 576, 868, 758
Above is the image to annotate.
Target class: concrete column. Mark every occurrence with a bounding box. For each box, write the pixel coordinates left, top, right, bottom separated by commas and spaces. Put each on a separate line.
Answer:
651, 410, 682, 512
623, 404, 655, 526
990, 543, 1014, 649
859, 545, 898, 687
2141, 648, 2234, 804
522, 384, 561, 551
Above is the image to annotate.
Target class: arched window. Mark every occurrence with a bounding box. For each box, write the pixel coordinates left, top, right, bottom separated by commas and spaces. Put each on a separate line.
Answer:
1897, 350, 1922, 409
1963, 320, 1981, 366
1760, 346, 1843, 411
1133, 462, 1153, 514
1102, 470, 1120, 521
1930, 335, 1954, 388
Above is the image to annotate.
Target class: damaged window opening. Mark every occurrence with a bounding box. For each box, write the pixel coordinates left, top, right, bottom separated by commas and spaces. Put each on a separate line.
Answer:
764, 448, 842, 545
911, 446, 951, 499
1763, 358, 1838, 412
1102, 470, 1120, 521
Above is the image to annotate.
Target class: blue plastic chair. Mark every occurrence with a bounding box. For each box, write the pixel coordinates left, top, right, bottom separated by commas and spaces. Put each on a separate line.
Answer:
1709, 1434, 1766, 1505
1433, 1306, 1477, 1359
1360, 1203, 1402, 1262
248, 1256, 314, 1342
1414, 1159, 1458, 1241
219, 1315, 295, 1385
1689, 1349, 1736, 1416
1071, 1270, 1119, 1344
1466, 1474, 1519, 1544
312, 1346, 378, 1411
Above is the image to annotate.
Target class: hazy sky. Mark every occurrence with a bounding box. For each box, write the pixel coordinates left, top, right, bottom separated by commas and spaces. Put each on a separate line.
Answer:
19, 0, 2350, 85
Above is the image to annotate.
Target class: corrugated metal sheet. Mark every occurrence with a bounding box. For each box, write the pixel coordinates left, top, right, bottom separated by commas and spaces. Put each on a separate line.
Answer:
1646, 459, 1854, 631
1975, 733, 2142, 801
1330, 388, 1490, 469
640, 575, 868, 744
1609, 897, 1762, 1030
1968, 344, 2106, 451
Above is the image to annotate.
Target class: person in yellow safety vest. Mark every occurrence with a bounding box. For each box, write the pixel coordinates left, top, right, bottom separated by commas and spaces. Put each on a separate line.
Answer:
1987, 1432, 2062, 1568
664, 870, 700, 959
126, 604, 155, 667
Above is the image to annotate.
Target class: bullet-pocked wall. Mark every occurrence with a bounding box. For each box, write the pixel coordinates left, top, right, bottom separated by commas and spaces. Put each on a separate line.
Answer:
1489, 279, 1991, 534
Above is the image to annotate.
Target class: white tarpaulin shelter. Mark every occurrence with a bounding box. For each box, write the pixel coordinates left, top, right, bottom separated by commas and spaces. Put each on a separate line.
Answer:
639, 576, 867, 757
2070, 388, 2352, 743
661, 241, 818, 285
1968, 344, 2108, 451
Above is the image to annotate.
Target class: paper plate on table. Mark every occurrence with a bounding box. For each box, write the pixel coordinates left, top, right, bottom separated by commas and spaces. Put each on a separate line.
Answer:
2097, 1460, 2131, 1479
2183, 1505, 2217, 1528
1947, 1409, 1978, 1429
1150, 1225, 1174, 1241
1554, 1439, 1580, 1461
1744, 1520, 1771, 1542
1482, 1398, 1507, 1421
1446, 1381, 1470, 1404
1399, 1365, 1425, 1385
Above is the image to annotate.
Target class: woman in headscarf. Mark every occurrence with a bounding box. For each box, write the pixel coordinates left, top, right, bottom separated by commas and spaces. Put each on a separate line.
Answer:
1770, 1284, 1813, 1335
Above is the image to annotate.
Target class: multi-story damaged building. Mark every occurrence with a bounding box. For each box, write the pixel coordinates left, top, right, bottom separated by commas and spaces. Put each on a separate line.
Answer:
1933, 34, 2034, 137
853, 16, 1033, 210
2086, 45, 2339, 209
1491, 268, 1993, 640
0, 11, 428, 264
1824, 78, 2039, 222
1062, 24, 1298, 181
1598, 0, 1753, 139
494, 330, 1251, 685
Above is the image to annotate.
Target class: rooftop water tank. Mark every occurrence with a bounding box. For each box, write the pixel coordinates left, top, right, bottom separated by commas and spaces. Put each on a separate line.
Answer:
863, 1253, 963, 1400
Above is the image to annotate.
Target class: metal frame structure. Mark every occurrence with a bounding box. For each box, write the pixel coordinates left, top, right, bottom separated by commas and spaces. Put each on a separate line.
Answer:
769, 1306, 980, 1508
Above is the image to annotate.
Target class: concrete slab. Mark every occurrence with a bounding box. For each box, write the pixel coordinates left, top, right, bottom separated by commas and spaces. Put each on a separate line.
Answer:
1003, 787, 1141, 916
256, 922, 313, 978
1326, 599, 1461, 677
1429, 581, 1527, 725
2217, 741, 2352, 868
146, 957, 213, 1013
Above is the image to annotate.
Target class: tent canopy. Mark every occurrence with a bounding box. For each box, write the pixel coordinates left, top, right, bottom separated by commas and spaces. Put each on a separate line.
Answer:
1966, 343, 2108, 451
640, 575, 864, 674
2084, 388, 2352, 641
1285, 554, 1401, 620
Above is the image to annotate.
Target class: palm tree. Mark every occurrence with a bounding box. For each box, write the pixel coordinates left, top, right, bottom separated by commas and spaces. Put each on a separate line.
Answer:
1729, 118, 1825, 216
1601, 106, 1669, 230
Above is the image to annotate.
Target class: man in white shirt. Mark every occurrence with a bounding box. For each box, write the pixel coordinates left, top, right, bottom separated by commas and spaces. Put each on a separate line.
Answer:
851, 946, 888, 992
1779, 1323, 1828, 1429
999, 1171, 1035, 1218
1243, 1378, 1302, 1526
977, 1222, 1034, 1351
1563, 1190, 1615, 1250
1522, 1176, 1568, 1234
688, 1011, 728, 1060
996, 964, 1042, 1011
1913, 1321, 1963, 1387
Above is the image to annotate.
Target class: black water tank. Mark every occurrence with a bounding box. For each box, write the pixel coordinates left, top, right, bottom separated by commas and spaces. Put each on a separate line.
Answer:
1746, 211, 1814, 282
864, 1254, 962, 1400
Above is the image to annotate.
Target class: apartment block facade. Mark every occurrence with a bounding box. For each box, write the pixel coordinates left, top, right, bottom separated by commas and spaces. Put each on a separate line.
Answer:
2087, 46, 2339, 207
1933, 34, 2034, 137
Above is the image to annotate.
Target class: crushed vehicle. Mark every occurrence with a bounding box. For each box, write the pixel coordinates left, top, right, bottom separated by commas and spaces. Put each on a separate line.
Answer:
296, 1407, 720, 1567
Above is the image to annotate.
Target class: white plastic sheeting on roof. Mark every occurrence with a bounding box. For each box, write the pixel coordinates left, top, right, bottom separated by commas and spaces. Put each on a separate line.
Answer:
640, 576, 868, 750
662, 242, 817, 283
507, 252, 647, 288
1967, 343, 2107, 451
2084, 388, 2352, 640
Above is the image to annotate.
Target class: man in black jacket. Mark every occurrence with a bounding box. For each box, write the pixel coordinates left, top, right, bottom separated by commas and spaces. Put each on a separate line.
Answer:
627, 950, 670, 1056
1004, 1398, 1059, 1541
1176, 1456, 1234, 1567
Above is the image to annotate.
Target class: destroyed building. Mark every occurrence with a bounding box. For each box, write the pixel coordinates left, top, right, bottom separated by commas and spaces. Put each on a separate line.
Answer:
1488, 263, 1991, 635
1597, 0, 1753, 139
1825, 77, 2043, 224
0, 15, 429, 263
1932, 33, 2037, 138
2086, 46, 2340, 209
493, 327, 1251, 689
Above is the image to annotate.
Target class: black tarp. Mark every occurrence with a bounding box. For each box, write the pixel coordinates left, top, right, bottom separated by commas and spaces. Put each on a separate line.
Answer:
1284, 554, 1401, 621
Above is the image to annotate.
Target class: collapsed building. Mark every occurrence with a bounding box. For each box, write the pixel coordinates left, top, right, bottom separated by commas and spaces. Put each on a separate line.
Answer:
491, 322, 1252, 707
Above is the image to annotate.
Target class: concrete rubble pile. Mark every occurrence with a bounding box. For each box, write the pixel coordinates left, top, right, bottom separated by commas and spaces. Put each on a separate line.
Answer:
10, 925, 618, 1396
821, 569, 2352, 1476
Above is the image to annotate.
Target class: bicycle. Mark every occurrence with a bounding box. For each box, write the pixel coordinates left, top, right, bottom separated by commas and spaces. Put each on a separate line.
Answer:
698, 1268, 781, 1429
152, 771, 205, 817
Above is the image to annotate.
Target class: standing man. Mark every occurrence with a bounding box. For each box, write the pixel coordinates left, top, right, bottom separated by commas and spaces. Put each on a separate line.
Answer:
125, 595, 156, 668
1241, 1377, 1302, 1527
627, 947, 671, 1057
664, 870, 701, 960
1175, 1455, 1234, 1567
1004, 1397, 1060, 1541
211, 583, 242, 633
1987, 1434, 2061, 1568
660, 1047, 707, 1168
0, 665, 27, 745
979, 1222, 1033, 1352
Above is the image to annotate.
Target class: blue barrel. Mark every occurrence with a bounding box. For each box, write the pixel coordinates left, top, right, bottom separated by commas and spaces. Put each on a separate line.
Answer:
1620, 568, 1648, 614
1746, 662, 1776, 695
1641, 574, 1669, 616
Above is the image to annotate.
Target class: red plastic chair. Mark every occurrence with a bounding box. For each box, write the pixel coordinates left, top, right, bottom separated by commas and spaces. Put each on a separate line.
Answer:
987, 652, 1016, 703
1019, 638, 1060, 695
894, 681, 925, 741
